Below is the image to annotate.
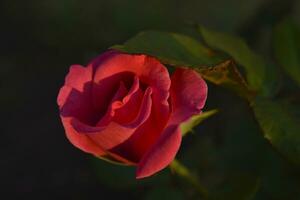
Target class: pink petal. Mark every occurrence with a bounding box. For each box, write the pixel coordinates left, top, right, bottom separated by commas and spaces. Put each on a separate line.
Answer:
61, 116, 135, 165
135, 68, 208, 178
111, 81, 129, 102
58, 85, 97, 125
60, 117, 106, 156
88, 51, 171, 114
109, 76, 142, 124
96, 81, 128, 126
170, 68, 208, 124
113, 89, 144, 124
65, 64, 93, 92
110, 118, 163, 163
105, 53, 171, 163
122, 76, 140, 103
57, 65, 96, 125
72, 87, 153, 150
136, 125, 181, 178
58, 65, 106, 156
111, 101, 170, 163
57, 86, 72, 109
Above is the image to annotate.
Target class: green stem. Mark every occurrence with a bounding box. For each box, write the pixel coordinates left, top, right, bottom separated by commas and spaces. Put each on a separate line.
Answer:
170, 159, 209, 199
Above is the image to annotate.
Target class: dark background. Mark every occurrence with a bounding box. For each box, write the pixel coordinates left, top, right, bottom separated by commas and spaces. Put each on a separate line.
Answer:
1, 0, 300, 199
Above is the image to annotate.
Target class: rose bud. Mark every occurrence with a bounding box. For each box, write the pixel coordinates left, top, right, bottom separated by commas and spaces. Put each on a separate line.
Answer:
57, 50, 207, 178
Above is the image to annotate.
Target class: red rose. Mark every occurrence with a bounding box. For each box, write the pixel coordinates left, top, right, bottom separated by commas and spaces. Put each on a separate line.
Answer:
57, 50, 207, 178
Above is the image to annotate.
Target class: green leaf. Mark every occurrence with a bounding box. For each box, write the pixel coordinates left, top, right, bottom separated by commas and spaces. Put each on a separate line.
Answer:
197, 60, 255, 100
273, 18, 300, 86
180, 109, 218, 137
197, 25, 278, 96
210, 174, 260, 200
252, 97, 300, 165
112, 31, 254, 98
112, 30, 222, 67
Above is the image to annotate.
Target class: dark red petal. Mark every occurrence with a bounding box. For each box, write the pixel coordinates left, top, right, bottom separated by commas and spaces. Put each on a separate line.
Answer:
96, 76, 145, 126
170, 68, 208, 124
111, 104, 169, 163
57, 86, 72, 109
96, 81, 128, 126
57, 65, 106, 156
61, 116, 135, 165
107, 76, 142, 124
136, 125, 181, 179
111, 81, 129, 102
122, 87, 153, 127
72, 88, 153, 150
60, 117, 106, 156
135, 68, 208, 178
65, 64, 93, 92
57, 64, 96, 125
106, 53, 171, 163
113, 89, 144, 124
58, 84, 96, 125
89, 51, 171, 113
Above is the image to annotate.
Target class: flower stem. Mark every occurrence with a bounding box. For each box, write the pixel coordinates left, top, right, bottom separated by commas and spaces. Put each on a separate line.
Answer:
170, 159, 209, 199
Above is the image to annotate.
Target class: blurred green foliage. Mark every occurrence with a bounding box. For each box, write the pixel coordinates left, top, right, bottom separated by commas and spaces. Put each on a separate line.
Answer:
197, 25, 279, 97
252, 97, 300, 166
112, 31, 221, 66
210, 174, 260, 200
274, 18, 300, 87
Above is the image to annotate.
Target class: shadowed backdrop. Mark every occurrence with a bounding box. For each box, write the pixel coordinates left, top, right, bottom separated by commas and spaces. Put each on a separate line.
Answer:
1, 0, 300, 199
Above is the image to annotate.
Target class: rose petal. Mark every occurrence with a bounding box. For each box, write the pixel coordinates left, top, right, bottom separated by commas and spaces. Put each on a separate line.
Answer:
97, 76, 146, 126
60, 117, 106, 156
111, 81, 129, 102
96, 81, 128, 126
105, 53, 171, 163
170, 68, 208, 124
89, 51, 171, 113
109, 76, 142, 124
136, 125, 181, 179
111, 104, 169, 163
135, 68, 208, 178
57, 64, 97, 125
58, 85, 97, 125
61, 116, 135, 165
65, 64, 93, 92
113, 89, 144, 124
122, 76, 140, 103
57, 86, 72, 109
58, 65, 106, 156
122, 87, 153, 127
72, 87, 153, 150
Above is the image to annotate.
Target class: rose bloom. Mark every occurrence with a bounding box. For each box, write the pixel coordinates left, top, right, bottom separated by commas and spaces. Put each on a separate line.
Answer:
57, 50, 207, 178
